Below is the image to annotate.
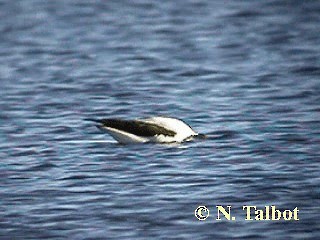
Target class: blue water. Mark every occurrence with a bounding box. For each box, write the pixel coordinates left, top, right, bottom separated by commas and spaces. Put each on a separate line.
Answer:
1, 0, 319, 239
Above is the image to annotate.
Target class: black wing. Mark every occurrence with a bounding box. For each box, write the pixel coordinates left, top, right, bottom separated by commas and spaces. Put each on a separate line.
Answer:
89, 118, 176, 137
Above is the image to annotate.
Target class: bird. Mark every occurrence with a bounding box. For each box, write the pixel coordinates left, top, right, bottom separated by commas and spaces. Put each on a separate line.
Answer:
86, 116, 206, 144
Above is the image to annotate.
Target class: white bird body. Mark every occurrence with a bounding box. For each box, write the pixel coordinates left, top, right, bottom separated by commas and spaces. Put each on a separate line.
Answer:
143, 117, 197, 142
89, 116, 201, 144
101, 127, 148, 144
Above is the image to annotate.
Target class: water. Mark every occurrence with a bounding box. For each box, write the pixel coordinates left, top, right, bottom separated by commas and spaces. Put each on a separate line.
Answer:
1, 0, 319, 239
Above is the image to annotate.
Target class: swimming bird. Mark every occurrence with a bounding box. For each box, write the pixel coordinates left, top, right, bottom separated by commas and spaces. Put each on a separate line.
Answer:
87, 116, 205, 144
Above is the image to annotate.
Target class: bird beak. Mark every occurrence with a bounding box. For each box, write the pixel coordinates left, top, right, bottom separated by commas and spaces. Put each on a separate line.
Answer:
197, 134, 207, 139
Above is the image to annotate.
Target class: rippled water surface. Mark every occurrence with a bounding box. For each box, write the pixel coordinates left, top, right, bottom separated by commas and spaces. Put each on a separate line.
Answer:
1, 0, 320, 239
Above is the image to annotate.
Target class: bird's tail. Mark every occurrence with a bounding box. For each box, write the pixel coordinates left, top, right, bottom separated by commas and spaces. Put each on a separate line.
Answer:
84, 118, 102, 123
84, 118, 105, 131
